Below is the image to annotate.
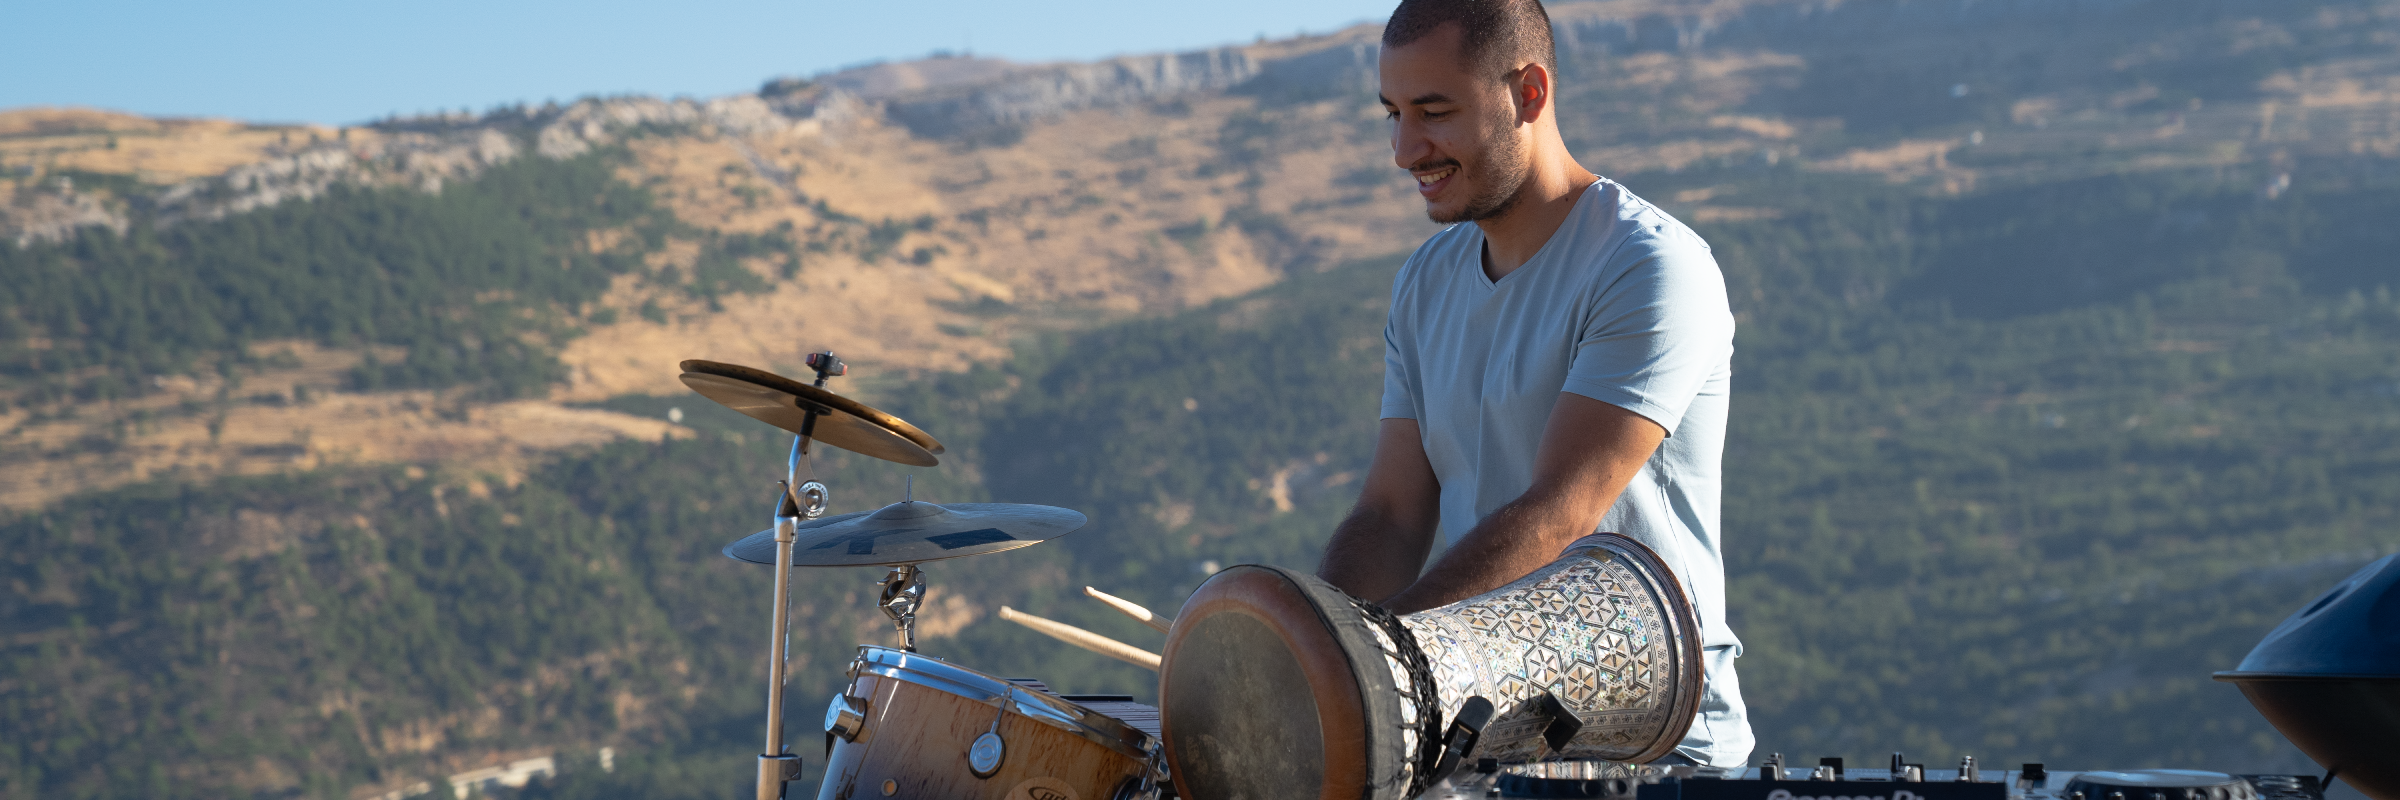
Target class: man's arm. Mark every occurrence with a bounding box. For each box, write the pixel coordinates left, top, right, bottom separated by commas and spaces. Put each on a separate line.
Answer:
1317, 418, 1443, 603
1378, 392, 1664, 614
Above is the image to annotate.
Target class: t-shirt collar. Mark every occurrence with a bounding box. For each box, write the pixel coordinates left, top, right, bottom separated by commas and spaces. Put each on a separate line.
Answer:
1471, 179, 1605, 289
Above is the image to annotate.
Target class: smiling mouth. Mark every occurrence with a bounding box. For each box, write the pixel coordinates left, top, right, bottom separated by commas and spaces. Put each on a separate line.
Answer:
1414, 166, 1457, 185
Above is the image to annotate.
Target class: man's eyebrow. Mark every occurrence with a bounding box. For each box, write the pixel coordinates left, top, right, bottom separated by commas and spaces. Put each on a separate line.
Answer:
1377, 92, 1456, 108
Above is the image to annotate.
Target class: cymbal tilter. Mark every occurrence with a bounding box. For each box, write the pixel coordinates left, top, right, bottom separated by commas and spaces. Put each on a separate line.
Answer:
880, 564, 927, 653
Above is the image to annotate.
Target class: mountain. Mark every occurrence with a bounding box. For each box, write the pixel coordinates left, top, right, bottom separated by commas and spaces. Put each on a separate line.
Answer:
3, 0, 2399, 797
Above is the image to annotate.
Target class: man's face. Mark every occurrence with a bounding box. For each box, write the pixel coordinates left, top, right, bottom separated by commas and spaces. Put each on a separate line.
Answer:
1380, 24, 1530, 224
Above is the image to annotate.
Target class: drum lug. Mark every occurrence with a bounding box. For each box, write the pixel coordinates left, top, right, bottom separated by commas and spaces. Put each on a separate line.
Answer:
1427, 696, 1496, 785
1114, 739, 1167, 800
968, 731, 1006, 778
967, 684, 1023, 779
1112, 773, 1159, 800
825, 693, 869, 742
1533, 691, 1585, 753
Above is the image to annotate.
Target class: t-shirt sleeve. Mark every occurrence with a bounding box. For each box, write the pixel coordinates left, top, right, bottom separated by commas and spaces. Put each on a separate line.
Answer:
1560, 225, 1734, 436
1379, 317, 1420, 420
1379, 258, 1424, 421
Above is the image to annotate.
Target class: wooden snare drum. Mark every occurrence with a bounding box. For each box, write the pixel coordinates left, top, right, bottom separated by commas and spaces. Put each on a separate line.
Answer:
818, 646, 1164, 800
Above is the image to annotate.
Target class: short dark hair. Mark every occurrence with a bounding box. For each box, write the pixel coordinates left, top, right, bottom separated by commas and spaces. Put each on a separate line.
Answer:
1383, 0, 1558, 81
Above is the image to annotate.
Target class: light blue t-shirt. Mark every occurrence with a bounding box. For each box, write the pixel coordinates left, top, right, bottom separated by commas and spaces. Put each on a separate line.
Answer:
1379, 178, 1752, 766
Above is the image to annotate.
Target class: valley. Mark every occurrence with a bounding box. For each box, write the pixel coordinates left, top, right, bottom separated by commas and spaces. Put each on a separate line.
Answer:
3, 1, 2399, 797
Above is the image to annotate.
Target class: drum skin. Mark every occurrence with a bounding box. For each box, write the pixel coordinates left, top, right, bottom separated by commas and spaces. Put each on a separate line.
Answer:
1158, 565, 1412, 800
818, 671, 1149, 800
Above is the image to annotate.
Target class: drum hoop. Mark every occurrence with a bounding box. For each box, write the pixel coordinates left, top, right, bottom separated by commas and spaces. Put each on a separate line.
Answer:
1562, 534, 1707, 763
851, 646, 1156, 762
1158, 566, 1389, 800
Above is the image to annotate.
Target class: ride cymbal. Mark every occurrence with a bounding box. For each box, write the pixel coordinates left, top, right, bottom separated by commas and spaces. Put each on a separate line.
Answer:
724, 500, 1087, 567
677, 359, 943, 467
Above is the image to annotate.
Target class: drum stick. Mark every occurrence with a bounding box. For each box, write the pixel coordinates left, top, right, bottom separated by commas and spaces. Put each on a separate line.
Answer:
997, 606, 1162, 671
1085, 586, 1174, 634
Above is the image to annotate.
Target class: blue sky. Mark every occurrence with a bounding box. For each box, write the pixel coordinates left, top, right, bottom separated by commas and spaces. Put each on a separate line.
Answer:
5, 0, 1394, 126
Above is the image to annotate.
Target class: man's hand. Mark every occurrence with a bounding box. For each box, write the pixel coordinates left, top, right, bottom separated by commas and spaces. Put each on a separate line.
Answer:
1324, 393, 1665, 614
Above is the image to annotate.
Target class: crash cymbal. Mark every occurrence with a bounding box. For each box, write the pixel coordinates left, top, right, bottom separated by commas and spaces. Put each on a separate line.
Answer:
724, 500, 1087, 567
678, 359, 943, 467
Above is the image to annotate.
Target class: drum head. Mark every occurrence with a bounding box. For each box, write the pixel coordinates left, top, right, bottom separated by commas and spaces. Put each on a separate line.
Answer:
1159, 565, 1414, 800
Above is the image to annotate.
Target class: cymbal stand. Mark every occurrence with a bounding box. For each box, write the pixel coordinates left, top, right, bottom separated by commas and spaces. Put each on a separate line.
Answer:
755, 352, 843, 800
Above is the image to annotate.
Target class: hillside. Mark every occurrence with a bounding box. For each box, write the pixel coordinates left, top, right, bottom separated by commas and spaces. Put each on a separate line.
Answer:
13, 0, 2399, 508
4, 0, 2400, 797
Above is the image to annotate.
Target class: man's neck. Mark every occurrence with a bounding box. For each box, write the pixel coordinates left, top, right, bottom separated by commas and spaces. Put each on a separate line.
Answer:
1475, 160, 1598, 282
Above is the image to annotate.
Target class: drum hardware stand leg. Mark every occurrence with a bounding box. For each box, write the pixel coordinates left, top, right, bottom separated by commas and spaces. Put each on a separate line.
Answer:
755, 351, 844, 800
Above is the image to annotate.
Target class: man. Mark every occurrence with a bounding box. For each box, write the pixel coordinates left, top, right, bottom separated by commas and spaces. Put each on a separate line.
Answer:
1315, 0, 1754, 767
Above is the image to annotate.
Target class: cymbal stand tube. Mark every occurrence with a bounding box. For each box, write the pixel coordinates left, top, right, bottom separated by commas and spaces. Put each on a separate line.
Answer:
757, 430, 823, 800
756, 503, 801, 800
754, 353, 847, 800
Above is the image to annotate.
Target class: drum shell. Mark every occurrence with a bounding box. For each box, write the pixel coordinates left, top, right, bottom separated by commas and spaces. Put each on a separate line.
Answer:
1400, 538, 1703, 764
817, 651, 1153, 800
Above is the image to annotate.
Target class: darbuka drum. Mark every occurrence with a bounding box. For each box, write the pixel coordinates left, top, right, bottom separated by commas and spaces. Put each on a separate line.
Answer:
1158, 533, 1703, 800
819, 646, 1163, 800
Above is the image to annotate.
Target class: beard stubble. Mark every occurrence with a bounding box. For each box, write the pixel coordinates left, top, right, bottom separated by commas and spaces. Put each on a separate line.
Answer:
1427, 114, 1532, 225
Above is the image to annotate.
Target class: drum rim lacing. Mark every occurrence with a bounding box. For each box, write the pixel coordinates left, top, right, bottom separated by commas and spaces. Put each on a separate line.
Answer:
1353, 596, 1445, 798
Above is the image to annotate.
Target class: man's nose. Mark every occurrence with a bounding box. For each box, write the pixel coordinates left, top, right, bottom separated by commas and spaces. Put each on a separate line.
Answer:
1391, 116, 1429, 170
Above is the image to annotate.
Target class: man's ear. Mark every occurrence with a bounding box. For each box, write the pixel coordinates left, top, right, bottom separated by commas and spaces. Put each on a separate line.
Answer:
1510, 63, 1551, 125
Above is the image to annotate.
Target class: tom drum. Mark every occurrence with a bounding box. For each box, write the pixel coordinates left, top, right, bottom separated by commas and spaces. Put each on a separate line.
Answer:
818, 646, 1164, 800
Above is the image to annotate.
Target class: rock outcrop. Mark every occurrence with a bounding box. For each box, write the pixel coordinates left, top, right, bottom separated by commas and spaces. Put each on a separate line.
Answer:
531, 94, 797, 159
5, 94, 819, 242
881, 47, 1266, 139
809, 54, 1019, 100
5, 177, 130, 246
